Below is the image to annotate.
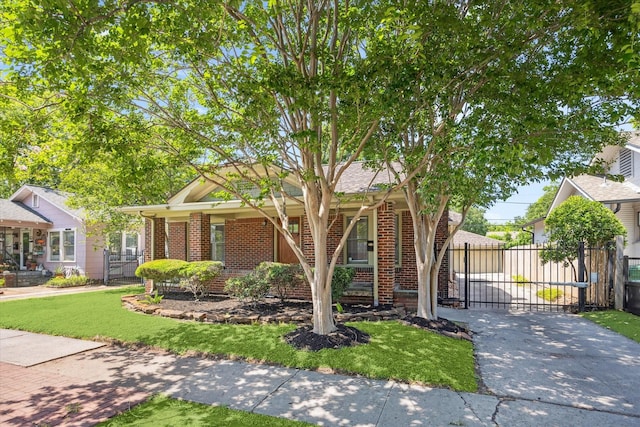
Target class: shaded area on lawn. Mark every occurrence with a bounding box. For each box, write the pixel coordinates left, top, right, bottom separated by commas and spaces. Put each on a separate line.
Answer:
0, 286, 477, 392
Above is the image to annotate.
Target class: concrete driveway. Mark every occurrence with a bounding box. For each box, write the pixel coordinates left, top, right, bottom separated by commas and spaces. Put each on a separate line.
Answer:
442, 308, 640, 421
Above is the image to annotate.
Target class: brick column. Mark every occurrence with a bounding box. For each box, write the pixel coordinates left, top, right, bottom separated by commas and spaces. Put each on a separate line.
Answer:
377, 202, 396, 305
168, 222, 187, 260
144, 219, 153, 263
144, 218, 166, 262
152, 217, 166, 260
436, 208, 449, 298
189, 213, 211, 261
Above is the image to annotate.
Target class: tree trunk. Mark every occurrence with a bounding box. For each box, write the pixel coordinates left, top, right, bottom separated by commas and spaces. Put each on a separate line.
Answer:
302, 186, 337, 335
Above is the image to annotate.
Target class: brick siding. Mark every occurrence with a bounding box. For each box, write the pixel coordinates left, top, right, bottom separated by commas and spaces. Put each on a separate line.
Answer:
168, 222, 187, 260
143, 209, 450, 306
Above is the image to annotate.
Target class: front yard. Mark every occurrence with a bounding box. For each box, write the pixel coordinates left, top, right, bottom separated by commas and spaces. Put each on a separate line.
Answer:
0, 286, 477, 392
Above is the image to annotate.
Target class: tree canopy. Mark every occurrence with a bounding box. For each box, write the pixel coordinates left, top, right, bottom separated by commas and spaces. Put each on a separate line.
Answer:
541, 196, 626, 276
1, 0, 639, 325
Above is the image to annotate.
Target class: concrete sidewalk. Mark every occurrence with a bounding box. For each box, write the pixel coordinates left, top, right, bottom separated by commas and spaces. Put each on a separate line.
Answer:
1, 309, 640, 426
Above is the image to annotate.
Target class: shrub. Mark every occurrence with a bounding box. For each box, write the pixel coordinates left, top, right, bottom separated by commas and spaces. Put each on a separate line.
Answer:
46, 275, 89, 288
537, 288, 564, 302
135, 259, 189, 294
224, 273, 270, 305
255, 262, 305, 303
512, 275, 529, 286
179, 261, 223, 301
332, 266, 355, 313
0, 278, 5, 287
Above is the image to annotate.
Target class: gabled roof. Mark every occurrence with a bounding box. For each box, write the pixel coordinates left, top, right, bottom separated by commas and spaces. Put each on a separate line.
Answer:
452, 229, 502, 247
0, 199, 52, 227
565, 175, 640, 204
9, 185, 84, 221
169, 161, 398, 206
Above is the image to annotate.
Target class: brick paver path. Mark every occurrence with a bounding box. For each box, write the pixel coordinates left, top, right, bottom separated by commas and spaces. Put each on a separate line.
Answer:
0, 361, 148, 426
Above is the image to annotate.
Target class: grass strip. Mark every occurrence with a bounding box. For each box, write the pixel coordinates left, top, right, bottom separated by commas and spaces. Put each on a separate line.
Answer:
0, 286, 476, 391
98, 394, 312, 426
581, 310, 640, 343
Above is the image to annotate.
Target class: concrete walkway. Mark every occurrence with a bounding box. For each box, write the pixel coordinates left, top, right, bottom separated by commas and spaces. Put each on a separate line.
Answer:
1, 307, 640, 425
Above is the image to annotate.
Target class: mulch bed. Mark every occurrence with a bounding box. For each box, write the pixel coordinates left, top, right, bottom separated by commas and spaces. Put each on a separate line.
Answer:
136, 292, 472, 351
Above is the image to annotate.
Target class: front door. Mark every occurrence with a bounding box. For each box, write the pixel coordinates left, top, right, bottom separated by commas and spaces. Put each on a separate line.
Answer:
278, 217, 300, 264
21, 229, 30, 269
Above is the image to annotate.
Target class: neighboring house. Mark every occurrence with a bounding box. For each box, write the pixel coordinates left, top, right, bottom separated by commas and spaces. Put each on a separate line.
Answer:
122, 163, 450, 307
0, 185, 143, 280
530, 132, 640, 256
448, 212, 504, 274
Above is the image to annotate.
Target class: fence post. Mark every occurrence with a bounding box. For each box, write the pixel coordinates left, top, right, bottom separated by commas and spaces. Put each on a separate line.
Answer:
615, 236, 625, 310
577, 242, 586, 312
464, 242, 470, 309
103, 249, 109, 285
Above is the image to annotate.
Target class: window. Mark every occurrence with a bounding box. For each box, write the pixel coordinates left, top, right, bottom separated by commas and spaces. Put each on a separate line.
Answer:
31, 194, 39, 208
346, 216, 368, 264
48, 229, 75, 262
211, 224, 225, 262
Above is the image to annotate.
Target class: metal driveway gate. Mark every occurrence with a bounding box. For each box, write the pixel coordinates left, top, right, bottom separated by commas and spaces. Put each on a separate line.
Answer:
103, 249, 144, 285
455, 243, 614, 312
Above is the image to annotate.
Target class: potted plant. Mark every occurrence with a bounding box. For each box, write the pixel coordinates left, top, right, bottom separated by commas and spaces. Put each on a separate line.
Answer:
54, 265, 65, 278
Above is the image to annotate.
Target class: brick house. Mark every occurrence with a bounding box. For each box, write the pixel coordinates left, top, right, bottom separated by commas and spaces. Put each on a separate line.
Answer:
122, 163, 449, 307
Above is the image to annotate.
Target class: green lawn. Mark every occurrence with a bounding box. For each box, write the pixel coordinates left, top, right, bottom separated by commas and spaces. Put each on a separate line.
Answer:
0, 286, 477, 391
581, 310, 640, 343
98, 395, 312, 426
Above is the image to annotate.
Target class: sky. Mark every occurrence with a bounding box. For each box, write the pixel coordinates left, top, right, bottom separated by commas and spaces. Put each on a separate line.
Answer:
484, 181, 549, 225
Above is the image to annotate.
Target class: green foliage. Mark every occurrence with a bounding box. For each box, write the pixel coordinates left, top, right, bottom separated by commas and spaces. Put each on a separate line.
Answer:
581, 310, 640, 343
521, 183, 559, 225
542, 196, 627, 267
460, 207, 490, 236
0, 287, 477, 391
488, 231, 533, 249
45, 275, 89, 288
142, 291, 164, 305
179, 261, 224, 301
136, 260, 223, 299
537, 288, 564, 302
512, 275, 529, 286
255, 262, 305, 303
331, 267, 356, 313
99, 395, 313, 427
224, 273, 270, 305
0, 278, 5, 287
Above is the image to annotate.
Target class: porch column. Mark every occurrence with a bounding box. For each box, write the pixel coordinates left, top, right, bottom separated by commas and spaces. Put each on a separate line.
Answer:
144, 218, 167, 262
377, 202, 395, 305
189, 212, 211, 261
168, 222, 188, 260
152, 217, 166, 260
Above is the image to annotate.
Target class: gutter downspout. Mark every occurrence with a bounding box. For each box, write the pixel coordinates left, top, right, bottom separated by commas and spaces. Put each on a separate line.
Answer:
373, 207, 379, 307
611, 203, 621, 214
521, 226, 535, 245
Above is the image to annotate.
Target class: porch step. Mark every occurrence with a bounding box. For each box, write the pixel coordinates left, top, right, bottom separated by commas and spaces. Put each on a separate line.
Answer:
343, 282, 373, 297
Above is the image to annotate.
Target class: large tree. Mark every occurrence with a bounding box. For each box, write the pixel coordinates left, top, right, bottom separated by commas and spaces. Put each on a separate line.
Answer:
2, 0, 638, 327
365, 1, 638, 319
1, 0, 432, 335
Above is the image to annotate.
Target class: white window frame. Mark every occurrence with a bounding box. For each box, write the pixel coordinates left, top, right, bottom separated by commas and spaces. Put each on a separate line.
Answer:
345, 215, 371, 265
31, 194, 39, 208
48, 228, 76, 262
210, 223, 225, 263
395, 213, 402, 267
